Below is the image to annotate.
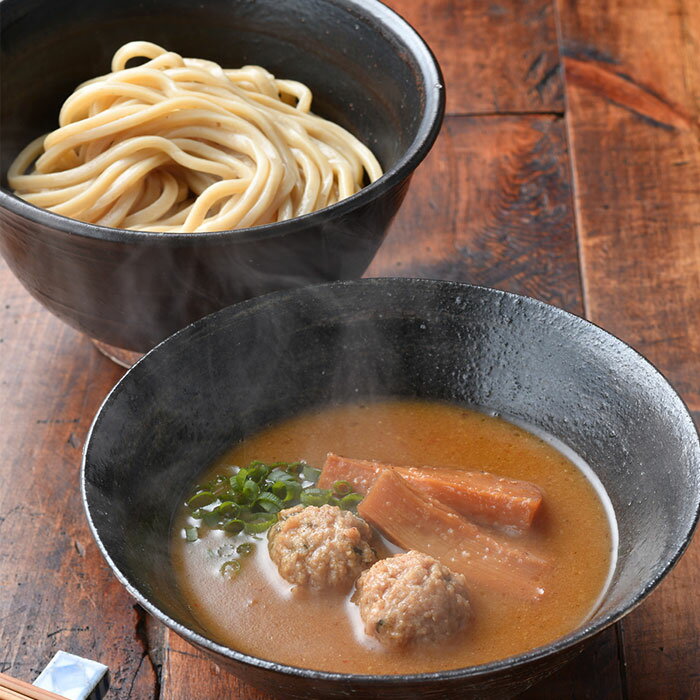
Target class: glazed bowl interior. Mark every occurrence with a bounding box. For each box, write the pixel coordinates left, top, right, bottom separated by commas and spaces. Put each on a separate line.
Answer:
0, 0, 443, 352
82, 279, 700, 699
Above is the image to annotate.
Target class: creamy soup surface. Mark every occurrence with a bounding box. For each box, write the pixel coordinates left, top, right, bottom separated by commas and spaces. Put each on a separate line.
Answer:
172, 400, 615, 674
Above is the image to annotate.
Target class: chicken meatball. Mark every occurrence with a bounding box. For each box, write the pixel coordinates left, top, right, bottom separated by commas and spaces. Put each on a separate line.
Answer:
353, 550, 471, 647
268, 504, 376, 590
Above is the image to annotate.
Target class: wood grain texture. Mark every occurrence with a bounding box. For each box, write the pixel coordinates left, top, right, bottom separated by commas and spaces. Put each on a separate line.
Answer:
0, 672, 69, 700
159, 628, 627, 700
556, 0, 700, 697
382, 0, 564, 114
519, 628, 625, 700
366, 114, 583, 315
0, 267, 157, 699
556, 0, 700, 417
3, 1, 699, 698
161, 635, 268, 700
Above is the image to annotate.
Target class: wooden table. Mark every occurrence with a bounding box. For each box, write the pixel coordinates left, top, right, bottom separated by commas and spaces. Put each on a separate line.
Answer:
1, 1, 698, 697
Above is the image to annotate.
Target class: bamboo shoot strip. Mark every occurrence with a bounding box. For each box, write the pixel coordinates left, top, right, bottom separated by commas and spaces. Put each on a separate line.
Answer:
357, 470, 549, 601
319, 453, 543, 531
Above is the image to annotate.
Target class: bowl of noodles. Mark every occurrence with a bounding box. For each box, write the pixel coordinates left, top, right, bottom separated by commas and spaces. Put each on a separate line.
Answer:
0, 0, 444, 358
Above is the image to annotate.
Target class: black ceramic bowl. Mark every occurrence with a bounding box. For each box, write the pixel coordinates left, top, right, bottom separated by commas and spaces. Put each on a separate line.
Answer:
82, 278, 700, 699
0, 0, 443, 353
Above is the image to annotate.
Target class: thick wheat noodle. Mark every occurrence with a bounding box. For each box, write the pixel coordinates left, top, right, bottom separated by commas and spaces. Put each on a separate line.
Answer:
8, 41, 383, 232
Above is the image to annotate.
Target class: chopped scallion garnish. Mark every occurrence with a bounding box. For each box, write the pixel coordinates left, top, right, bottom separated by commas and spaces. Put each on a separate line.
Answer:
183, 459, 365, 578
300, 487, 332, 507
222, 519, 245, 534
339, 492, 363, 511
220, 560, 241, 578
302, 465, 322, 482
256, 492, 284, 513
332, 480, 352, 496
187, 491, 216, 509
236, 542, 256, 557
243, 513, 277, 534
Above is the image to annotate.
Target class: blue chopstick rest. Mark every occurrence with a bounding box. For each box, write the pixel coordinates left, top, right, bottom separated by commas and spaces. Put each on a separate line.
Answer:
33, 651, 109, 700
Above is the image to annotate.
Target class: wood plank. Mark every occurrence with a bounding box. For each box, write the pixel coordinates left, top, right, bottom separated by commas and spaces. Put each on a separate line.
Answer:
382, 0, 564, 114
616, 539, 700, 700
0, 267, 157, 699
161, 624, 628, 700
367, 114, 584, 314
519, 628, 625, 700
161, 635, 268, 700
555, 0, 700, 697
556, 0, 700, 417
8, 1, 678, 696
162, 628, 627, 700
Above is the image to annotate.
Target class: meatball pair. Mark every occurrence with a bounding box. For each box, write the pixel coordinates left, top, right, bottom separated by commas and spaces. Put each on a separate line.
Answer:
268, 504, 471, 647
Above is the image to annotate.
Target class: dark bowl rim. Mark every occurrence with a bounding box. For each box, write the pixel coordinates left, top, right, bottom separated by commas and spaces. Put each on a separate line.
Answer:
0, 0, 445, 246
81, 277, 700, 686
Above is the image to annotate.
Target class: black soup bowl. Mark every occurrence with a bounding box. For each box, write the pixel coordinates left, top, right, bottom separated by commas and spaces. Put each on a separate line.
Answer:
82, 279, 700, 699
0, 0, 443, 353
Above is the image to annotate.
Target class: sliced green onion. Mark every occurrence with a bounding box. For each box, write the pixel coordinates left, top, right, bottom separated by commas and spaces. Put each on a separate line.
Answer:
269, 468, 294, 482
215, 501, 239, 518
235, 468, 249, 489
236, 505, 252, 520
300, 487, 331, 507
184, 526, 199, 542
339, 493, 363, 510
271, 481, 288, 500
243, 513, 278, 534
248, 463, 270, 483
202, 511, 221, 528
282, 481, 302, 503
185, 460, 359, 542
332, 480, 352, 496
236, 542, 256, 557
286, 461, 304, 475
212, 485, 231, 499
241, 479, 260, 503
220, 560, 241, 578
187, 491, 216, 509
302, 465, 322, 483
256, 493, 283, 513
222, 519, 245, 534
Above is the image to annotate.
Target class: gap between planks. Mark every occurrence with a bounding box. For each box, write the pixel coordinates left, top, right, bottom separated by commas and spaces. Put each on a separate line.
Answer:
445, 110, 564, 118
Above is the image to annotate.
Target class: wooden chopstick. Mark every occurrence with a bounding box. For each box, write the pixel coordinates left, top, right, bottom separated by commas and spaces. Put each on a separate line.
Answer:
0, 686, 28, 700
0, 674, 66, 700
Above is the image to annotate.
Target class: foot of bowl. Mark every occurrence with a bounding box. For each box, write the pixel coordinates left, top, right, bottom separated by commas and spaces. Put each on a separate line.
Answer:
91, 338, 144, 368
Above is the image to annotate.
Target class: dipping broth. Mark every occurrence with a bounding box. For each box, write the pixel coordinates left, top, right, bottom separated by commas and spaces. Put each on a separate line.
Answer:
172, 400, 616, 674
